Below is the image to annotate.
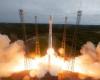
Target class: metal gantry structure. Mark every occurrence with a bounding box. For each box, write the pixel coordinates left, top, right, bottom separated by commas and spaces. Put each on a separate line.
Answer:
19, 8, 82, 73
19, 10, 41, 70
35, 16, 41, 56
71, 10, 82, 53
19, 9, 30, 70
19, 9, 27, 41
71, 10, 82, 71
61, 17, 67, 56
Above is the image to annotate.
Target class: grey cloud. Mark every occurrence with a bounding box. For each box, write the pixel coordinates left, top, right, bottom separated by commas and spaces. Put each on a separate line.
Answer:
0, 0, 100, 24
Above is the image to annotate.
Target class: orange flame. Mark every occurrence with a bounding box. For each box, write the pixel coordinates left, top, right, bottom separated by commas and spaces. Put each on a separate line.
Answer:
12, 48, 96, 78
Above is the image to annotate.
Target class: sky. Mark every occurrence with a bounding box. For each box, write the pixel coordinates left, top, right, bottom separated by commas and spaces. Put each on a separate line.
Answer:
0, 0, 100, 25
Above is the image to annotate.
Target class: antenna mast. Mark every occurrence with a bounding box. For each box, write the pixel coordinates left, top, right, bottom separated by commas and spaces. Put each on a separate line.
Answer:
62, 17, 67, 55
35, 16, 41, 55
19, 9, 27, 41
71, 10, 82, 71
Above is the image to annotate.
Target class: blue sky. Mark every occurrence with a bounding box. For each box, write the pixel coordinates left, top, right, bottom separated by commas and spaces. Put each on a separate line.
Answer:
0, 0, 100, 25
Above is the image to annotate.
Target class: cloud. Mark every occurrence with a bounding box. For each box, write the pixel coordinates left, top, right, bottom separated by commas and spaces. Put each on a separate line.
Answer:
0, 0, 100, 24
0, 34, 25, 77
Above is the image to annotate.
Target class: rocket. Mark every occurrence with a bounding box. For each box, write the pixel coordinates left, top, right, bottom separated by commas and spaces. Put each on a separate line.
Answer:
48, 16, 53, 71
48, 16, 53, 48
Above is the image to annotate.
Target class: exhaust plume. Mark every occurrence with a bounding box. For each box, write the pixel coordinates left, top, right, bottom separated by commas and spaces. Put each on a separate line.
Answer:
0, 34, 100, 79
78, 41, 100, 79
0, 34, 25, 77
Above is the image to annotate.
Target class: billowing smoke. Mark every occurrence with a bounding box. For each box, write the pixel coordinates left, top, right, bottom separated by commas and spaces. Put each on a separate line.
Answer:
78, 41, 100, 79
0, 33, 100, 79
28, 41, 100, 79
0, 34, 25, 77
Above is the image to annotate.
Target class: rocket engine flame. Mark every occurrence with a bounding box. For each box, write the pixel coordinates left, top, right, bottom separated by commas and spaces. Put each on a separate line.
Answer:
0, 15, 100, 79
25, 44, 100, 79
0, 34, 100, 79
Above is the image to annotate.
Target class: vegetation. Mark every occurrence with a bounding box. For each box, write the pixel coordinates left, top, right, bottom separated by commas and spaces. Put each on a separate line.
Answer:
0, 23, 100, 55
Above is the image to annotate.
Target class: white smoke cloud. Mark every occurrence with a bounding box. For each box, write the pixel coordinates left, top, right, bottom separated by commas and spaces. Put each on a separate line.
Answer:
0, 33, 100, 79
25, 41, 100, 79
80, 41, 97, 61
96, 42, 100, 61
0, 34, 10, 49
0, 34, 25, 77
79, 41, 100, 79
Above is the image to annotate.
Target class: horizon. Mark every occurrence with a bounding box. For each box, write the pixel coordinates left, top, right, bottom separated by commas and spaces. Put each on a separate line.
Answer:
0, 23, 100, 26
